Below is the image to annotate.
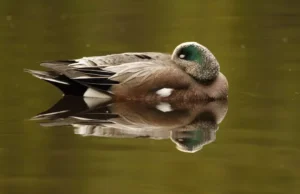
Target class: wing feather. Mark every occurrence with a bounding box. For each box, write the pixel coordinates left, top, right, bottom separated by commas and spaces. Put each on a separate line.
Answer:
39, 59, 170, 94
104, 62, 165, 84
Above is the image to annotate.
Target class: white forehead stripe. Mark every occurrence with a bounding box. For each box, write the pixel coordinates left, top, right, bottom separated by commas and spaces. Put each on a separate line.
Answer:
156, 88, 173, 97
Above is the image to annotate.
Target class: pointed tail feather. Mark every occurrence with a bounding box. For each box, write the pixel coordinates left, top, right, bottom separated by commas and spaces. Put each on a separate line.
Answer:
25, 69, 88, 96
26, 59, 119, 98
31, 96, 117, 126
38, 62, 118, 97
31, 96, 101, 120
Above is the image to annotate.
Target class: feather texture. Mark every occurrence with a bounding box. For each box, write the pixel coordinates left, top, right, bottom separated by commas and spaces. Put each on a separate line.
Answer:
25, 43, 228, 100
104, 62, 165, 84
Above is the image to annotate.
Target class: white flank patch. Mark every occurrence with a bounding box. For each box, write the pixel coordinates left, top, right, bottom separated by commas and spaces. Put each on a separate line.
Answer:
156, 102, 173, 112
83, 97, 111, 108
83, 88, 112, 99
156, 88, 173, 97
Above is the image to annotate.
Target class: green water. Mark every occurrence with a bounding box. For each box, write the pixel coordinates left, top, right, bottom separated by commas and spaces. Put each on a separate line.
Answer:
0, 0, 300, 194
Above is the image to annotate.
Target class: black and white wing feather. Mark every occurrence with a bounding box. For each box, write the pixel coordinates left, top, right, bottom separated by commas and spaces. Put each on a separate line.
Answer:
26, 53, 170, 97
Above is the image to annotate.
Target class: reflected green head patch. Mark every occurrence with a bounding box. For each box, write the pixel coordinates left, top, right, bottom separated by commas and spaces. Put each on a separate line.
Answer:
176, 129, 204, 151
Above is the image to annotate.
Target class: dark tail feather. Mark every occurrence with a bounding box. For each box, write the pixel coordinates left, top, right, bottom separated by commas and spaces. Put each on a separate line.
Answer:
39, 62, 118, 96
25, 69, 88, 96
31, 96, 95, 120
31, 96, 117, 126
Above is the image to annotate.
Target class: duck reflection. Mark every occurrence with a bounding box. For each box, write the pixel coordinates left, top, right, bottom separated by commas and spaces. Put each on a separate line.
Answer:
33, 97, 228, 153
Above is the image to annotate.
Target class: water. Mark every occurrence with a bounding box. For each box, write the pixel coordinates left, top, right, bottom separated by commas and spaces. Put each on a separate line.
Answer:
0, 0, 300, 194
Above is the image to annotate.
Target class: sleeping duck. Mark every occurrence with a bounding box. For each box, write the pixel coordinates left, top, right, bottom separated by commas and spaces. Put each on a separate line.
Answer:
25, 42, 228, 101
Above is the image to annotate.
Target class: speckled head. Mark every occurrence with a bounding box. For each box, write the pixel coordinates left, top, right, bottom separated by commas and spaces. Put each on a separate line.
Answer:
171, 42, 220, 82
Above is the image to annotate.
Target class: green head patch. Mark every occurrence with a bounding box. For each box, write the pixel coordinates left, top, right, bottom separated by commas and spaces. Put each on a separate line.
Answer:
178, 45, 203, 64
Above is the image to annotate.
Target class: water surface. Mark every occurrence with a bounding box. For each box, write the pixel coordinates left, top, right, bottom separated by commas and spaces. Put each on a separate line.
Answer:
0, 1, 300, 194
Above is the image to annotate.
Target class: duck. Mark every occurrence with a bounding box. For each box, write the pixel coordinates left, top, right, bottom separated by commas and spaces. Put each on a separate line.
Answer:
25, 42, 228, 101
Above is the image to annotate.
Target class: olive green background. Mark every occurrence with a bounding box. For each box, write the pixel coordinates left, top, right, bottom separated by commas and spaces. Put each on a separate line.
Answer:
0, 0, 299, 194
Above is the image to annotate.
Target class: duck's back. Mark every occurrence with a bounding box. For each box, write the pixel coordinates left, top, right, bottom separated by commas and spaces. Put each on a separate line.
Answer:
78, 52, 171, 67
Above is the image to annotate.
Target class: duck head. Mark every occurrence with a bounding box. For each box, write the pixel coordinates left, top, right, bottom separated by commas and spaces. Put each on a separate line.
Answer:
171, 42, 220, 82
